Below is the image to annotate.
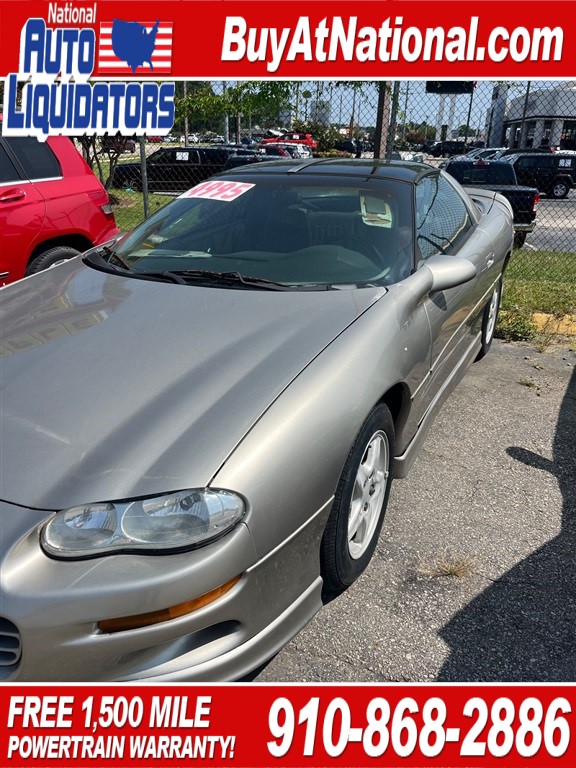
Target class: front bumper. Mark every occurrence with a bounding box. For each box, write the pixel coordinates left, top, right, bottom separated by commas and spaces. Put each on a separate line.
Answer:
0, 498, 329, 681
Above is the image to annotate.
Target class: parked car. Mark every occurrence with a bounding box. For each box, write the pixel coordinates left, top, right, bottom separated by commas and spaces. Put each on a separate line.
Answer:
261, 132, 318, 149
100, 134, 136, 154
443, 158, 540, 247
464, 147, 506, 160
429, 140, 468, 158
399, 150, 425, 163
180, 134, 199, 144
259, 144, 291, 157
263, 142, 313, 159
490, 147, 557, 162
147, 136, 163, 143
0, 135, 119, 285
334, 139, 358, 153
504, 151, 576, 199
0, 159, 513, 682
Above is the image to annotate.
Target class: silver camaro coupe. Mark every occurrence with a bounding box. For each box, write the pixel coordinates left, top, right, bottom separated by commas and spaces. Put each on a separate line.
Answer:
0, 160, 513, 681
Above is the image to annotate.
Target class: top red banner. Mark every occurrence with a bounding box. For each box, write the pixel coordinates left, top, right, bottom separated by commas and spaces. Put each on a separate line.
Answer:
0, 0, 574, 79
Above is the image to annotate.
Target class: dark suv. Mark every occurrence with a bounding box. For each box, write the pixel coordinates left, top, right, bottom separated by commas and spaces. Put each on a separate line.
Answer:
505, 152, 576, 199
429, 140, 467, 158
110, 146, 266, 192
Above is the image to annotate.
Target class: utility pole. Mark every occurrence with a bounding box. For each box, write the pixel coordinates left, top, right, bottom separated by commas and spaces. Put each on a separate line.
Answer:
385, 81, 401, 160
349, 87, 357, 137
402, 82, 410, 144
183, 81, 189, 145
223, 81, 229, 144
373, 83, 391, 159
464, 87, 475, 147
519, 81, 531, 148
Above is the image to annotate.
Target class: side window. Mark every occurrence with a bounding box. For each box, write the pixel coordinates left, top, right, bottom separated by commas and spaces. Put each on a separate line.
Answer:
148, 150, 173, 165
415, 174, 473, 260
3, 137, 61, 179
0, 144, 21, 184
516, 157, 536, 170
538, 157, 555, 169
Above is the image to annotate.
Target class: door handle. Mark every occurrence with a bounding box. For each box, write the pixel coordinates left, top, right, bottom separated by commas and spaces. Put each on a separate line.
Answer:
0, 188, 26, 203
486, 253, 494, 268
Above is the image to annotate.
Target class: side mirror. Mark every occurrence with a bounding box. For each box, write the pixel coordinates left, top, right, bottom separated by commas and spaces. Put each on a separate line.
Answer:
396, 254, 477, 313
422, 254, 477, 292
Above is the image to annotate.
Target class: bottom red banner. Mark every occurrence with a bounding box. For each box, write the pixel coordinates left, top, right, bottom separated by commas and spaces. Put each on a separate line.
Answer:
0, 684, 574, 767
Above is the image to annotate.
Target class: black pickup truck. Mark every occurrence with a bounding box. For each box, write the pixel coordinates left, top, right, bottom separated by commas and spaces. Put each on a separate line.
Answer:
443, 159, 540, 247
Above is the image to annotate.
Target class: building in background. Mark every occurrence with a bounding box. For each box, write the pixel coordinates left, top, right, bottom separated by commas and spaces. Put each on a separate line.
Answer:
484, 84, 509, 147
503, 83, 576, 150
310, 99, 332, 126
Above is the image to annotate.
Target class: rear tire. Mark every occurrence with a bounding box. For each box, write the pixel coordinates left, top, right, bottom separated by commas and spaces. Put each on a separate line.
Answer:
551, 178, 569, 199
25, 246, 81, 276
321, 404, 394, 600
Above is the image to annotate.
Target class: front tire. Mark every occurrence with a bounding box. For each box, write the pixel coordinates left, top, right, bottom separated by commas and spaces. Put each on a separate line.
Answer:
476, 278, 502, 360
25, 246, 81, 276
321, 404, 394, 600
513, 231, 527, 249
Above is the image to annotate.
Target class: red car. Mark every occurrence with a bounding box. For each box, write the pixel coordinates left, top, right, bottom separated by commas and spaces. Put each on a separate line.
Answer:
0, 135, 120, 286
261, 132, 318, 149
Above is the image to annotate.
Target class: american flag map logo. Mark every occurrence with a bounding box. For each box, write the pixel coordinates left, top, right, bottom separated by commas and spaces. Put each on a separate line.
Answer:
97, 20, 174, 75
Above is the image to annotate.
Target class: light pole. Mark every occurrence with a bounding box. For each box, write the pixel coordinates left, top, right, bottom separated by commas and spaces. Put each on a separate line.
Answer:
401, 83, 410, 144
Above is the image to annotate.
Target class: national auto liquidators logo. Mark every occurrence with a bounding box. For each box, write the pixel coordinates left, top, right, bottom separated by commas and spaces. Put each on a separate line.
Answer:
2, 2, 175, 139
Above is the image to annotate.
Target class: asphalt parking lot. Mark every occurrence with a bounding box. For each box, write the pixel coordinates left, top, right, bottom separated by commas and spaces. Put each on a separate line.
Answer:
524, 194, 576, 251
257, 339, 576, 682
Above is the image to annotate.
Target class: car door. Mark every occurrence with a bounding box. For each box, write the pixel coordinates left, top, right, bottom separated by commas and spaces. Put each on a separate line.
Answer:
512, 155, 542, 189
197, 149, 232, 183
0, 140, 46, 284
405, 172, 489, 434
146, 149, 201, 192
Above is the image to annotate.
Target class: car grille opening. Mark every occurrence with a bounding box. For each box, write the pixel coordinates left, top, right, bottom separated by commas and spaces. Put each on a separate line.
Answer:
0, 617, 22, 678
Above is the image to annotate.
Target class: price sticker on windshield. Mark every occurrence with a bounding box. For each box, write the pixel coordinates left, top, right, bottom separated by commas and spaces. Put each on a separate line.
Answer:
181, 180, 255, 202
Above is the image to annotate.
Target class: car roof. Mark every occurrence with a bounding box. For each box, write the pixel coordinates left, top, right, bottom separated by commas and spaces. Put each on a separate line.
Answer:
447, 158, 509, 165
220, 158, 433, 182
508, 151, 572, 157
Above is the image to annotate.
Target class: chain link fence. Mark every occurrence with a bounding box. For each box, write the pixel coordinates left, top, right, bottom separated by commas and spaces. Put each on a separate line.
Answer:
81, 80, 575, 318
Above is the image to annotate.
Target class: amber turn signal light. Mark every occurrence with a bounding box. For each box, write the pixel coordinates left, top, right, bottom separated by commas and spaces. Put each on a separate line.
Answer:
98, 574, 242, 633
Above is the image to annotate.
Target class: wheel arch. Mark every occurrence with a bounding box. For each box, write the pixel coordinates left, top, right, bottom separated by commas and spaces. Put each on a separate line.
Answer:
376, 381, 411, 441
28, 235, 94, 267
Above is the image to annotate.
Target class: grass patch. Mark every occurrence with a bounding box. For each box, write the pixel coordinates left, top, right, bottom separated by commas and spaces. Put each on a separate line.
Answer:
495, 307, 537, 342
497, 249, 576, 342
110, 191, 175, 231
417, 552, 477, 579
502, 250, 576, 316
518, 379, 536, 388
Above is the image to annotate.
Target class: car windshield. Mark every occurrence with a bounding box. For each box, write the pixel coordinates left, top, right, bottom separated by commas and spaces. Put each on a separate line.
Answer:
102, 176, 414, 289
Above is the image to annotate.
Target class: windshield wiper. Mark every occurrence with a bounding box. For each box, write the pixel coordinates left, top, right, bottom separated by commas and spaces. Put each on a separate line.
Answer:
90, 245, 132, 271
132, 269, 296, 291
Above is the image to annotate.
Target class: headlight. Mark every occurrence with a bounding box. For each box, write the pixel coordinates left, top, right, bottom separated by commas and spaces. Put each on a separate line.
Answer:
41, 489, 245, 559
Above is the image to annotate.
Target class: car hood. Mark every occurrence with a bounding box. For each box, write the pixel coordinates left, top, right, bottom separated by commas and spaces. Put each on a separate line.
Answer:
0, 261, 384, 510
